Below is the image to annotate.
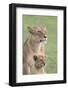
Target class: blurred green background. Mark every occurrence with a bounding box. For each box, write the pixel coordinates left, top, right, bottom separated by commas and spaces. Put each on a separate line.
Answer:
23, 15, 57, 74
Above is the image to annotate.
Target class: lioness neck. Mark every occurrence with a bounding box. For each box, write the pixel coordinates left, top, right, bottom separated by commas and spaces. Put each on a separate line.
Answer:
29, 37, 42, 53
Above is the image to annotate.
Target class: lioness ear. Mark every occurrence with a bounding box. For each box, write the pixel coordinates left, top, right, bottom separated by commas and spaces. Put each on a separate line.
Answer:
44, 26, 47, 31
27, 26, 34, 34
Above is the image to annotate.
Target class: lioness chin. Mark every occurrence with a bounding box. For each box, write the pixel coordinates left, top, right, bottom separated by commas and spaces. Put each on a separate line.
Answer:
23, 26, 48, 75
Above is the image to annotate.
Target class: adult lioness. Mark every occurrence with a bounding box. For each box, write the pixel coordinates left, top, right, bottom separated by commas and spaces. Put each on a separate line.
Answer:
23, 26, 48, 74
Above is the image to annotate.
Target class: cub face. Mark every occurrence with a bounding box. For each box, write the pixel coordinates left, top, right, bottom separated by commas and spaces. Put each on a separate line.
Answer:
28, 26, 48, 44
33, 55, 47, 69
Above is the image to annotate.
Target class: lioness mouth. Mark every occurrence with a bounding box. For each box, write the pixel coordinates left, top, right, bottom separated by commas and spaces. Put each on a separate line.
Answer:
40, 39, 46, 42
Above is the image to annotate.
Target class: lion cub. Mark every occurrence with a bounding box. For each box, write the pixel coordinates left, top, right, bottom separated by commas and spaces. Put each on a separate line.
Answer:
30, 54, 47, 74
23, 26, 48, 75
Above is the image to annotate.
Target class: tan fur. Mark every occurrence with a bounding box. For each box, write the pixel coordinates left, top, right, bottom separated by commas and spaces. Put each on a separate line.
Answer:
23, 26, 48, 75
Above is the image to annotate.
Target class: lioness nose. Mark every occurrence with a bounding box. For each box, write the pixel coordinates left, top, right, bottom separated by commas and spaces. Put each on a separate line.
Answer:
44, 36, 47, 38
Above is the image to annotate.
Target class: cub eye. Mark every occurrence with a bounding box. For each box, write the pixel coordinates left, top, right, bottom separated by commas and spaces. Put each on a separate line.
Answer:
33, 55, 37, 61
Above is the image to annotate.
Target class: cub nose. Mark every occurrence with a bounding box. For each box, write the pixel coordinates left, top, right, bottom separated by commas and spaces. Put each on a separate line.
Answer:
40, 59, 45, 65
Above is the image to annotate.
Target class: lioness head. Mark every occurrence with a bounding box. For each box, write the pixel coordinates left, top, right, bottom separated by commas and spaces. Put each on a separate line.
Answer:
33, 55, 46, 69
28, 26, 48, 44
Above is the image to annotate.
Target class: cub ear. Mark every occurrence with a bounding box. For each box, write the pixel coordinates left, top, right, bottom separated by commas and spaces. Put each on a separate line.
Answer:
33, 55, 37, 61
27, 26, 34, 34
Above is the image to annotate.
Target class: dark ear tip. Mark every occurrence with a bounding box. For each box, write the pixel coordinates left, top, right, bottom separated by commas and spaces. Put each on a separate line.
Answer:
27, 26, 30, 29
33, 55, 37, 61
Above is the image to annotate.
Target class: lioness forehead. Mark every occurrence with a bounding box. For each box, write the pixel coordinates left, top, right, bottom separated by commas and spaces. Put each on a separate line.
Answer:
33, 26, 47, 31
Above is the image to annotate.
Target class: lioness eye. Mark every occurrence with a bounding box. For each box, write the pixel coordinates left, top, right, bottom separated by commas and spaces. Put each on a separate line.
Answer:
38, 31, 41, 33
38, 31, 42, 34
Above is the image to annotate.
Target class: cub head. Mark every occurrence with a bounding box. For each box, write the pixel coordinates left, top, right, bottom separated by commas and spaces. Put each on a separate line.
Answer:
28, 26, 48, 44
33, 55, 47, 69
